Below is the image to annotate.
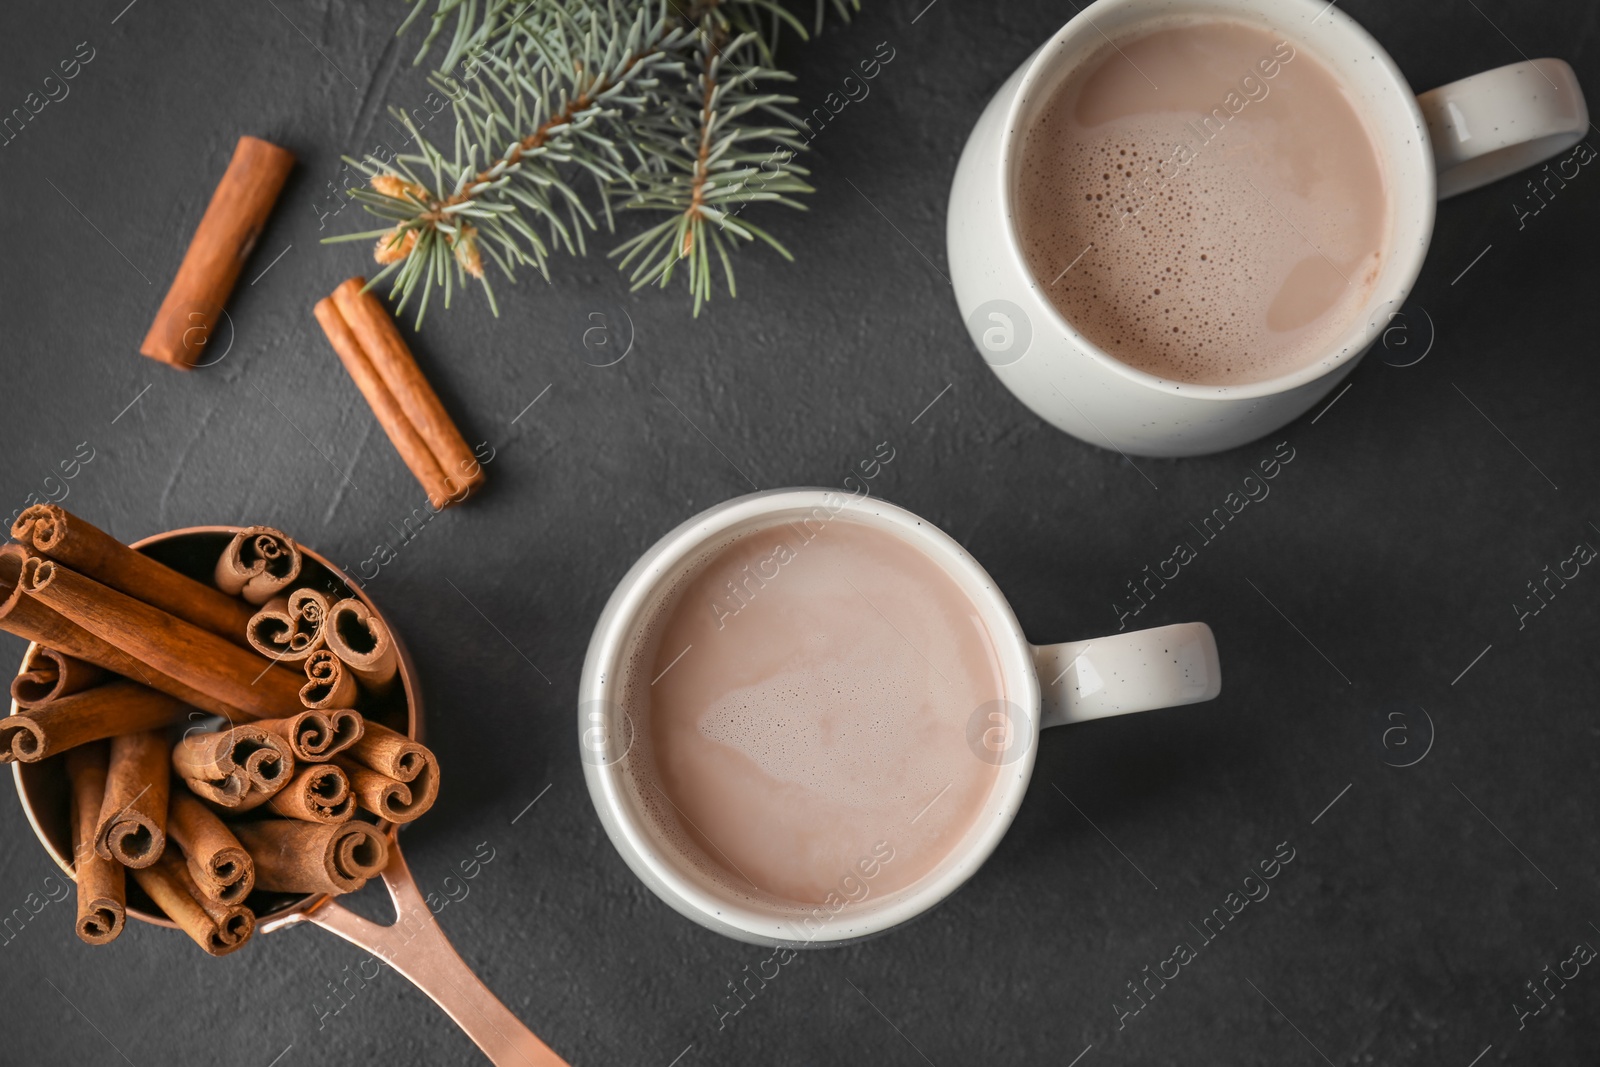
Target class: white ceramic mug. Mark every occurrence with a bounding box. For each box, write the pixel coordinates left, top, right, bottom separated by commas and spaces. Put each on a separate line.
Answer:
947, 0, 1588, 458
578, 489, 1221, 945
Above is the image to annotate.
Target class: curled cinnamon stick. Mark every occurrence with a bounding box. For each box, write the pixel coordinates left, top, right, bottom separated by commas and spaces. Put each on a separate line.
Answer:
0, 680, 191, 764
343, 720, 427, 780
257, 708, 363, 762
166, 792, 254, 905
315, 295, 458, 509
65, 744, 125, 946
21, 554, 305, 719
10, 645, 105, 708
0, 545, 241, 718
233, 818, 388, 896
335, 758, 438, 823
94, 729, 169, 868
324, 598, 399, 690
173, 726, 294, 811
335, 724, 438, 823
323, 277, 486, 507
214, 526, 302, 605
267, 762, 354, 824
300, 650, 358, 709
180, 773, 247, 808
245, 588, 329, 663
140, 135, 295, 370
11, 504, 256, 645
131, 852, 254, 956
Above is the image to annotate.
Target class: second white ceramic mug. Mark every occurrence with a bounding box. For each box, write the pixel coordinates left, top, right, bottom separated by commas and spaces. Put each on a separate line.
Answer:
947, 0, 1589, 457
579, 489, 1221, 945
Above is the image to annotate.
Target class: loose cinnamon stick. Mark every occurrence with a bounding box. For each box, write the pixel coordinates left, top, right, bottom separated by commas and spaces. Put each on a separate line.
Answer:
300, 649, 358, 709
315, 295, 458, 509
166, 793, 254, 905
0, 680, 191, 763
12, 504, 256, 645
267, 762, 355, 824
327, 277, 486, 505
234, 818, 388, 895
131, 852, 254, 956
173, 726, 294, 812
10, 645, 104, 708
214, 526, 302, 605
94, 729, 169, 867
257, 708, 363, 762
324, 598, 399, 690
0, 545, 242, 718
335, 758, 438, 823
22, 555, 305, 719
140, 135, 295, 369
245, 588, 329, 663
65, 744, 125, 946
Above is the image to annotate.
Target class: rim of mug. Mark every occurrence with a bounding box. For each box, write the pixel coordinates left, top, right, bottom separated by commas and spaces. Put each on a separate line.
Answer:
997, 0, 1438, 402
579, 488, 1043, 944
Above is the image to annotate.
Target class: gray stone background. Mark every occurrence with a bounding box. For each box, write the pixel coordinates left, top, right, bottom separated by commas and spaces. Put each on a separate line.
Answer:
1, 0, 1598, 1063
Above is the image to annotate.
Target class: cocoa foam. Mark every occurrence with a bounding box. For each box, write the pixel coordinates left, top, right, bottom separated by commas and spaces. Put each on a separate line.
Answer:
1014, 17, 1390, 386
615, 515, 1008, 912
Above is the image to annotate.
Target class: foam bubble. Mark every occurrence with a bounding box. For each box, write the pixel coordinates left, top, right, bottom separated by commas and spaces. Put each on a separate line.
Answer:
1013, 18, 1390, 386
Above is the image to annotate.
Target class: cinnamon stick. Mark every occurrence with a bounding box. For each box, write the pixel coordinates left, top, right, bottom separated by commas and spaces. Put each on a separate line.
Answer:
167, 792, 255, 905
315, 294, 458, 508
21, 555, 306, 719
0, 545, 242, 719
335, 758, 438, 823
325, 277, 486, 505
344, 720, 429, 780
180, 772, 248, 808
324, 598, 399, 690
173, 726, 294, 812
245, 588, 329, 663
233, 818, 388, 896
257, 708, 363, 762
131, 852, 254, 956
65, 744, 125, 946
10, 645, 104, 708
267, 762, 355, 824
300, 649, 358, 709
140, 135, 294, 369
94, 729, 169, 867
1, 680, 191, 764
214, 526, 302, 605
336, 724, 437, 823
12, 504, 256, 645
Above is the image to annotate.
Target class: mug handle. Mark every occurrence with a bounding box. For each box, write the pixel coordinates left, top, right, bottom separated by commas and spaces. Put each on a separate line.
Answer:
1416, 58, 1589, 199
1035, 622, 1220, 728
304, 841, 570, 1067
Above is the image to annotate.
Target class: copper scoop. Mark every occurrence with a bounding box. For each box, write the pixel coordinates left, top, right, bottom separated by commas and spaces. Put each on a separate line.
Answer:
9, 526, 567, 1067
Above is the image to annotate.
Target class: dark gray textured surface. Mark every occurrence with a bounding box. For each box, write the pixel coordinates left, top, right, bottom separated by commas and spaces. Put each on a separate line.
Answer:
2, 0, 1598, 1064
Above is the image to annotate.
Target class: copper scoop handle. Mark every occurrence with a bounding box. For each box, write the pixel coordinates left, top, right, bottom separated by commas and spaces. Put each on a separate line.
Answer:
305, 842, 570, 1066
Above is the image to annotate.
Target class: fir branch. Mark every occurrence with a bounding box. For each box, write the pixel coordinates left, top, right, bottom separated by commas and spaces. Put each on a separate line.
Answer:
610, 24, 812, 314
333, 0, 857, 323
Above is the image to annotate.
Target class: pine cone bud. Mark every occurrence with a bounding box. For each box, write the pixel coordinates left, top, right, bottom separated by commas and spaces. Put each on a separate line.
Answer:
373, 228, 418, 264
371, 174, 428, 201
452, 225, 484, 279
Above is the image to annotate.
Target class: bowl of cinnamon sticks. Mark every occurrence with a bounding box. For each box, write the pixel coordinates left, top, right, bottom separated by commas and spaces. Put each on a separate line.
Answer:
1, 506, 437, 954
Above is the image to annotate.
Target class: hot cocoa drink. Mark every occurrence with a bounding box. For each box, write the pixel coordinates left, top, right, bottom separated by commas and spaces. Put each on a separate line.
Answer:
1014, 18, 1390, 385
623, 516, 1008, 908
